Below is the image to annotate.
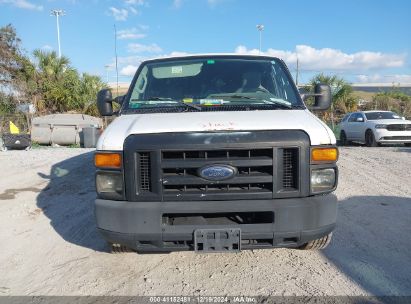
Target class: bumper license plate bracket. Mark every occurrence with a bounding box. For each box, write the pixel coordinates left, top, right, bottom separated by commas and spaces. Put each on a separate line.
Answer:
194, 228, 241, 253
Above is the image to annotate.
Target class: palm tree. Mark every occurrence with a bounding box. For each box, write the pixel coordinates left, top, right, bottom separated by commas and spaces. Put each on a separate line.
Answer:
33, 49, 70, 80
32, 50, 76, 112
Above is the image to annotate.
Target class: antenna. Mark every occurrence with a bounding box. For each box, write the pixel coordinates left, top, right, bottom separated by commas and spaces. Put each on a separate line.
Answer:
114, 24, 119, 97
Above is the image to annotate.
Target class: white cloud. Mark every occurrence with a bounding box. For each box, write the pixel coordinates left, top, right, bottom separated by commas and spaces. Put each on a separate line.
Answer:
128, 43, 162, 53
41, 45, 53, 51
124, 0, 147, 14
125, 0, 146, 5
0, 0, 43, 11
235, 45, 406, 71
117, 28, 146, 40
117, 55, 145, 65
356, 74, 411, 84
121, 64, 139, 76
109, 7, 128, 21
129, 6, 139, 14
168, 51, 190, 57
207, 0, 223, 7
173, 0, 183, 8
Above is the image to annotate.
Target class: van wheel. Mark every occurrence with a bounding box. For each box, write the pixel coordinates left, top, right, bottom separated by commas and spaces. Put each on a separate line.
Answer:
299, 233, 332, 250
110, 243, 134, 253
365, 130, 378, 147
340, 131, 349, 146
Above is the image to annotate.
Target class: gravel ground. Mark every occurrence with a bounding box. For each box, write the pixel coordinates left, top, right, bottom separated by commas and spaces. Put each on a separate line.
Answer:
0, 146, 410, 297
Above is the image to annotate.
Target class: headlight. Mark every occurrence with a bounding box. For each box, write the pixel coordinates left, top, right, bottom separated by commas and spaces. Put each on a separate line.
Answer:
96, 172, 123, 200
311, 168, 336, 193
375, 124, 387, 129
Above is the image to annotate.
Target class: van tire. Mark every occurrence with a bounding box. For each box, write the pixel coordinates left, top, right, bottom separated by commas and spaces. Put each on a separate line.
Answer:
299, 233, 332, 250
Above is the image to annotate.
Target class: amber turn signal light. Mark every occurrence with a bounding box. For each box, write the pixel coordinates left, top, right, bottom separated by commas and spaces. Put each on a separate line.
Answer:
95, 152, 122, 168
311, 148, 338, 162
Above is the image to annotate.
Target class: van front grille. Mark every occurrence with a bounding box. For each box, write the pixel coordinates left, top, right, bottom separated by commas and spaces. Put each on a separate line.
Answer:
161, 149, 274, 199
138, 152, 151, 192
122, 131, 311, 201
282, 148, 299, 190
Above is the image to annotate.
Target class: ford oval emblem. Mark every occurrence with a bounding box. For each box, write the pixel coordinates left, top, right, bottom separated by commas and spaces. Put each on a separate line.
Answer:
198, 165, 237, 181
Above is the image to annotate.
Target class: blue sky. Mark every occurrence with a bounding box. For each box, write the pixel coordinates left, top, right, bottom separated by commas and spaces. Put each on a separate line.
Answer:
1, 0, 411, 84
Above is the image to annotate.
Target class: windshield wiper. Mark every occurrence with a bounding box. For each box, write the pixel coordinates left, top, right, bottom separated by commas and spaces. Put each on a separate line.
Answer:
261, 99, 292, 109
207, 94, 258, 100
132, 97, 202, 111
208, 94, 293, 109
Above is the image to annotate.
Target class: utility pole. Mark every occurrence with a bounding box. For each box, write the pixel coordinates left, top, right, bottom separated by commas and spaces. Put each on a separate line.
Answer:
295, 57, 299, 86
256, 24, 264, 55
51, 9, 65, 57
114, 24, 119, 97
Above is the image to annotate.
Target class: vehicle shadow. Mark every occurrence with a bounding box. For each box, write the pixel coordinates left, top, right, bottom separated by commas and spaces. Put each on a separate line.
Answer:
36, 151, 108, 252
393, 147, 411, 153
322, 195, 411, 296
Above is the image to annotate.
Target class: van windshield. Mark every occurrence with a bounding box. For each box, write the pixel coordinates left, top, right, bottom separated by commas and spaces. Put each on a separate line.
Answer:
124, 57, 304, 113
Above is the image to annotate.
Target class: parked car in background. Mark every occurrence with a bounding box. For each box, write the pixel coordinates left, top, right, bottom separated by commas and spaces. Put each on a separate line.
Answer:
339, 111, 411, 147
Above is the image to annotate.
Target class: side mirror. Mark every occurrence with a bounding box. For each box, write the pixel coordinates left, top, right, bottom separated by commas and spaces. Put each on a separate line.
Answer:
356, 117, 364, 122
97, 89, 113, 116
311, 84, 332, 111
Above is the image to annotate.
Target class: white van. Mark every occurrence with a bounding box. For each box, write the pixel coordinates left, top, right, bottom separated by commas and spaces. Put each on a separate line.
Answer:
94, 54, 338, 253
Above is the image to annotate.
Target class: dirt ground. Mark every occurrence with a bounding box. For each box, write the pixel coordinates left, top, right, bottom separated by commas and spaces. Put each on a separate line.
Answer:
0, 146, 410, 297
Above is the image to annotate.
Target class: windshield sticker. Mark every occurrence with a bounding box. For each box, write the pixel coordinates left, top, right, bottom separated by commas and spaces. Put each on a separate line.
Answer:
199, 99, 226, 105
207, 59, 215, 64
183, 98, 193, 103
171, 66, 183, 74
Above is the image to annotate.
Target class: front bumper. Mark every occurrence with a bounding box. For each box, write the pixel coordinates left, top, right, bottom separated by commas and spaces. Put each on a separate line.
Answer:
95, 194, 338, 252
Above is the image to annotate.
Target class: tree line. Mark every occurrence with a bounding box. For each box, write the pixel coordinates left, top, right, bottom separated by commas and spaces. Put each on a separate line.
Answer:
0, 24, 105, 116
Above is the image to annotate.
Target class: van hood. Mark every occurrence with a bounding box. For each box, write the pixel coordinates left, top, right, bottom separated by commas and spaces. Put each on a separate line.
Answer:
97, 110, 335, 150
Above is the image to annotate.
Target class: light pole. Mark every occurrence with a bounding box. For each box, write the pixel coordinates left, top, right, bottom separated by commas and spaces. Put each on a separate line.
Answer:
256, 24, 264, 54
51, 9, 65, 57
